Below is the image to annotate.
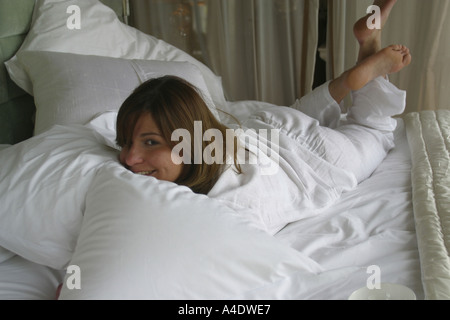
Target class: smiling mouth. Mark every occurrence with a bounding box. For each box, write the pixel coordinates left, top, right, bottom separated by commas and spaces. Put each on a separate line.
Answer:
136, 170, 156, 176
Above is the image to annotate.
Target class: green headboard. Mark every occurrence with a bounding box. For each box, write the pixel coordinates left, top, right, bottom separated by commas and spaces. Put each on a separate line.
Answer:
0, 0, 129, 145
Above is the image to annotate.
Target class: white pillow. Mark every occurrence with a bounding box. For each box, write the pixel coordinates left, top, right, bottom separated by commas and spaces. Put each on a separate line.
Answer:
58, 161, 321, 300
4, 0, 226, 118
0, 124, 118, 269
16, 50, 219, 135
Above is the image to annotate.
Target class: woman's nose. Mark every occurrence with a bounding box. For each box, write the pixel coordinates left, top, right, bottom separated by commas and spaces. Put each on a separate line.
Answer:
122, 145, 144, 167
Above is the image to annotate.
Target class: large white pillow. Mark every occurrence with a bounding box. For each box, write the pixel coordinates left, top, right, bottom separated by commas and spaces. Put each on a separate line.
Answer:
0, 124, 118, 269
58, 161, 322, 300
4, 0, 226, 117
16, 50, 219, 135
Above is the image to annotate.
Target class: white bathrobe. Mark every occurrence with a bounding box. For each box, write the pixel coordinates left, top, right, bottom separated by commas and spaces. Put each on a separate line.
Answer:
208, 77, 407, 234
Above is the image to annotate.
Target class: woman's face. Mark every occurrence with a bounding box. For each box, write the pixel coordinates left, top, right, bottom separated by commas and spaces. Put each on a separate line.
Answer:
119, 113, 183, 182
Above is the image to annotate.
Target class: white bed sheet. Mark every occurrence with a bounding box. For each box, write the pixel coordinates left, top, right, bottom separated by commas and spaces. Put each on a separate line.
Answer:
0, 102, 422, 300
273, 117, 423, 299
0, 255, 64, 300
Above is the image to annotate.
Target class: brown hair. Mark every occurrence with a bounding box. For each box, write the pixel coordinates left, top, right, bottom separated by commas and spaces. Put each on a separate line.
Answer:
116, 75, 241, 194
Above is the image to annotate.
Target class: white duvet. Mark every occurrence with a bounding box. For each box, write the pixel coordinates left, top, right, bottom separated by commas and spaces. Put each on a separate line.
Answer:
0, 87, 421, 299
0, 106, 422, 300
1, 100, 355, 265
0, 117, 330, 299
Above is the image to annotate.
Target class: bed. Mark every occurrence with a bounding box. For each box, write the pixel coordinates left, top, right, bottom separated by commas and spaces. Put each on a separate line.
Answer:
0, 0, 449, 300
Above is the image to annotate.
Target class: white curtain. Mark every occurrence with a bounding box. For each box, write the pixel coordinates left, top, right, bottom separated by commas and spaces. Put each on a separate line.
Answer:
327, 0, 450, 113
205, 0, 319, 104
129, 0, 319, 106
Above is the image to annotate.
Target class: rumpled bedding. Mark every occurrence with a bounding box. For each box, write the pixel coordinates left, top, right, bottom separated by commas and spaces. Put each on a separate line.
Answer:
0, 77, 421, 299
405, 110, 450, 300
0, 107, 423, 300
208, 105, 358, 235
210, 77, 406, 235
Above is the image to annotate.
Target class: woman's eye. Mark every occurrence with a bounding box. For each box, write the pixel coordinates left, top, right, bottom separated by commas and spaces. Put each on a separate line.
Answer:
145, 139, 158, 146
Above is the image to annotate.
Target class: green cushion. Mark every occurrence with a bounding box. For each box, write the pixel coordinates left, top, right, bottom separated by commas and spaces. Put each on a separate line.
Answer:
0, 0, 34, 38
0, 96, 35, 145
0, 0, 35, 144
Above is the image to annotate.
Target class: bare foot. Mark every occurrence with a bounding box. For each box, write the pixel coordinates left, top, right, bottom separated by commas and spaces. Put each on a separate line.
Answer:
344, 44, 412, 91
327, 0, 401, 104
353, 0, 397, 61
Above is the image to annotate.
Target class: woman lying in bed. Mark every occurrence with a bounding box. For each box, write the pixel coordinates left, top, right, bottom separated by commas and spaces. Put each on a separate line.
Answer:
117, 0, 410, 194
54, 0, 408, 299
